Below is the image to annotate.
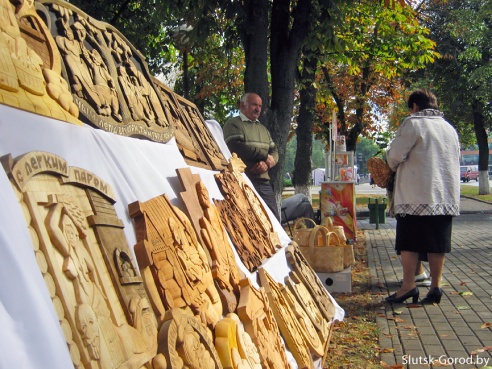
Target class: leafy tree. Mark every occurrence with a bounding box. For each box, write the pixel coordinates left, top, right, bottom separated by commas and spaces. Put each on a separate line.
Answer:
412, 0, 492, 194
314, 1, 438, 152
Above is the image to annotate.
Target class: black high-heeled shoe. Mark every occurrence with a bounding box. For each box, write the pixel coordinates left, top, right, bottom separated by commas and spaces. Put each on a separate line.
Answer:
420, 287, 443, 305
385, 287, 419, 304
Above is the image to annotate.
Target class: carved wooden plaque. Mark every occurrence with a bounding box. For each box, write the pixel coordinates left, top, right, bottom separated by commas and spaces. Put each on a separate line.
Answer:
214, 167, 280, 272
0, 0, 80, 124
236, 278, 291, 369
176, 167, 242, 314
2, 151, 157, 369
153, 79, 228, 170
34, 0, 173, 142
154, 308, 223, 369
284, 272, 330, 345
215, 313, 262, 369
175, 93, 228, 170
285, 244, 337, 324
128, 193, 223, 329
258, 269, 314, 369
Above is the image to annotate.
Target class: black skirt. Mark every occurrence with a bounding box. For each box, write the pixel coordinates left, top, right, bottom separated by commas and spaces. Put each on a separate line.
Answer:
395, 214, 452, 254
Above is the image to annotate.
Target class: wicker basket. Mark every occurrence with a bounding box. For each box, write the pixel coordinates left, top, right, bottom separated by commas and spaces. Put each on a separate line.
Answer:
293, 218, 344, 273
325, 217, 354, 268
367, 157, 392, 188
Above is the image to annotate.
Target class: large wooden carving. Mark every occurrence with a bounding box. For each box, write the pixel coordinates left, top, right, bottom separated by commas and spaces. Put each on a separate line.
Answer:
32, 0, 173, 142
153, 79, 228, 170
258, 269, 315, 369
128, 193, 223, 329
236, 278, 291, 369
284, 272, 330, 345
175, 93, 228, 170
176, 167, 242, 314
285, 244, 337, 324
215, 313, 262, 369
214, 162, 281, 272
154, 308, 223, 369
0, 0, 80, 124
1, 151, 157, 369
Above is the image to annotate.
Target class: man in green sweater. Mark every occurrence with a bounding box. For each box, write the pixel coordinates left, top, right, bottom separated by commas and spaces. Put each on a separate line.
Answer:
223, 93, 280, 220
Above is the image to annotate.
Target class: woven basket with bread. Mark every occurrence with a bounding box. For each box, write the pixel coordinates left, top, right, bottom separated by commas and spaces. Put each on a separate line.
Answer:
367, 157, 393, 188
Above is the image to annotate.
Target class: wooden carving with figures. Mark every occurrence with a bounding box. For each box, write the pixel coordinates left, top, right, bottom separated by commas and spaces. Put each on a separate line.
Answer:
214, 163, 280, 272
154, 308, 223, 369
215, 313, 262, 369
236, 278, 291, 369
258, 268, 314, 369
27, 0, 175, 142
285, 244, 337, 324
154, 79, 228, 170
0, 0, 80, 124
128, 193, 223, 329
176, 167, 242, 314
284, 272, 331, 344
2, 151, 158, 369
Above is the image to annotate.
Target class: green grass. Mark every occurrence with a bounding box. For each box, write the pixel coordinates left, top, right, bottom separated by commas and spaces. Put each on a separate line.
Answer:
461, 185, 492, 202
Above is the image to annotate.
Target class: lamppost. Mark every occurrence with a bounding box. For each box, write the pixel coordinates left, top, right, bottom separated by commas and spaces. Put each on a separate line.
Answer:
173, 24, 193, 99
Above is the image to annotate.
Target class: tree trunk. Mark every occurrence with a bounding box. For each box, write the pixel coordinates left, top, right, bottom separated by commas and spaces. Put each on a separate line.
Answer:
240, 0, 270, 106
294, 54, 318, 201
472, 100, 490, 195
267, 0, 312, 214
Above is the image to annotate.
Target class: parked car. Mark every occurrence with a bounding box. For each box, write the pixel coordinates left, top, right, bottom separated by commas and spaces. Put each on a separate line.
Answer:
460, 165, 479, 182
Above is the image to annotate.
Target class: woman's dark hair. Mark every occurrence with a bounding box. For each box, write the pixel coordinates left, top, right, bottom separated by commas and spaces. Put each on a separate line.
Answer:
407, 89, 438, 110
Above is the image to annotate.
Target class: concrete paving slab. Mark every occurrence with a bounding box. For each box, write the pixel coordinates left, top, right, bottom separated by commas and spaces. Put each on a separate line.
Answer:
361, 196, 492, 368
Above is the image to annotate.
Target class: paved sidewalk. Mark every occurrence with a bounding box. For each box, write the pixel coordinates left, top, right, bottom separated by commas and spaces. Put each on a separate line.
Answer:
359, 197, 492, 369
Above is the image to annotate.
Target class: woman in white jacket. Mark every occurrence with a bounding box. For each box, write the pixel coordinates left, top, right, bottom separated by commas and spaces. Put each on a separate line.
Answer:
385, 89, 460, 305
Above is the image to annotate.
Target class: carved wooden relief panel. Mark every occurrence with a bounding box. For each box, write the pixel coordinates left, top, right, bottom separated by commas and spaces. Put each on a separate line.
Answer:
128, 193, 222, 329
284, 272, 330, 345
215, 313, 262, 369
257, 269, 314, 369
154, 308, 223, 369
33, 0, 173, 142
2, 151, 157, 369
236, 278, 291, 369
153, 79, 228, 170
176, 167, 242, 314
214, 167, 280, 272
285, 244, 337, 324
175, 93, 228, 170
0, 0, 80, 124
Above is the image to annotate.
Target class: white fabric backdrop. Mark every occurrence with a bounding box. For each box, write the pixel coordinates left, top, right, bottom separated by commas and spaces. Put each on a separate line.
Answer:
0, 105, 343, 369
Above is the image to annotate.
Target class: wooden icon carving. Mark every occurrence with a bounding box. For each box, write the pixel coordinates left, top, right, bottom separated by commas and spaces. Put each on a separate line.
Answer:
34, 0, 174, 142
258, 269, 314, 369
0, 0, 80, 124
285, 244, 337, 324
153, 308, 223, 369
176, 167, 242, 314
175, 93, 228, 170
2, 151, 157, 369
128, 193, 222, 329
214, 165, 280, 272
236, 278, 291, 369
154, 79, 228, 171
